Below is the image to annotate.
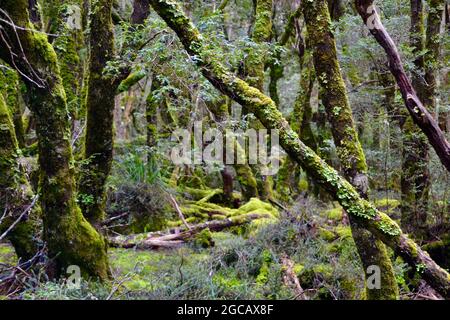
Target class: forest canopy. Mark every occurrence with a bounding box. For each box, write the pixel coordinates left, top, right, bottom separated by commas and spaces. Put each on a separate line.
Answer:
0, 0, 449, 300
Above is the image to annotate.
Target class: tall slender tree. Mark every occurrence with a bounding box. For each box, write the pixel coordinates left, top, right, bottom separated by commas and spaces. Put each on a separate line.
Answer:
303, 0, 398, 299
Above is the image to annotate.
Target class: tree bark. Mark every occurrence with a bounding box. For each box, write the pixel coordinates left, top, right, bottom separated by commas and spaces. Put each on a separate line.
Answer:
148, 0, 450, 297
398, 0, 430, 239
304, 0, 398, 299
354, 0, 450, 172
131, 0, 150, 24
0, 0, 109, 279
0, 94, 40, 261
78, 0, 116, 226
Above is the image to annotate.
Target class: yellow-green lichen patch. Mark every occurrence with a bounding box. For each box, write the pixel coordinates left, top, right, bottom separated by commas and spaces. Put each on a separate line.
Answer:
0, 244, 17, 265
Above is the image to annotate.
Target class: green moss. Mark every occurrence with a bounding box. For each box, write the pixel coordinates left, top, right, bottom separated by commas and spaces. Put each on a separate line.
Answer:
118, 70, 147, 93
321, 207, 343, 221
335, 225, 352, 239
0, 244, 17, 265
318, 227, 338, 242
193, 228, 214, 248
255, 249, 272, 285
233, 198, 279, 218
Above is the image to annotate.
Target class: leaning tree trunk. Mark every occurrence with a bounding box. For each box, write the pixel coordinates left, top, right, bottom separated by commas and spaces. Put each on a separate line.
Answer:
355, 0, 450, 172
0, 0, 108, 279
0, 95, 40, 261
148, 0, 450, 297
303, 0, 399, 299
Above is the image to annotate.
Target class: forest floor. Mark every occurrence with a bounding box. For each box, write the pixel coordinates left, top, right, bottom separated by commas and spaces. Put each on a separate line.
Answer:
1, 195, 431, 300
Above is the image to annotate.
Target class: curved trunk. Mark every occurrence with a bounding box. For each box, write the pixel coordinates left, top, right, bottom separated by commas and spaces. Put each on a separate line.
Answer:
0, 0, 109, 279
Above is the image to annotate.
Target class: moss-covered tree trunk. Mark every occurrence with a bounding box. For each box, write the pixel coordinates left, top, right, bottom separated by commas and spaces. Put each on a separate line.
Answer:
78, 0, 116, 226
0, 94, 40, 260
46, 0, 86, 122
277, 32, 318, 199
149, 0, 450, 296
303, 0, 399, 299
245, 0, 274, 201
0, 67, 26, 148
146, 75, 160, 162
79, 0, 151, 225
0, 0, 108, 279
398, 0, 431, 239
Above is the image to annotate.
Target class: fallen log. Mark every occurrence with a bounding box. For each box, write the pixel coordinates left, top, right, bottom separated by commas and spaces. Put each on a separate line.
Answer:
108, 213, 271, 249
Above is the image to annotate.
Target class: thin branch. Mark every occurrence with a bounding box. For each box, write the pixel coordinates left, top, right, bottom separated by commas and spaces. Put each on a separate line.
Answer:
0, 195, 39, 242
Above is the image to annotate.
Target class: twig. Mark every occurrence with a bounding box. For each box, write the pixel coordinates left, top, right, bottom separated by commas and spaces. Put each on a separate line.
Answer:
168, 193, 191, 230
0, 195, 38, 242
